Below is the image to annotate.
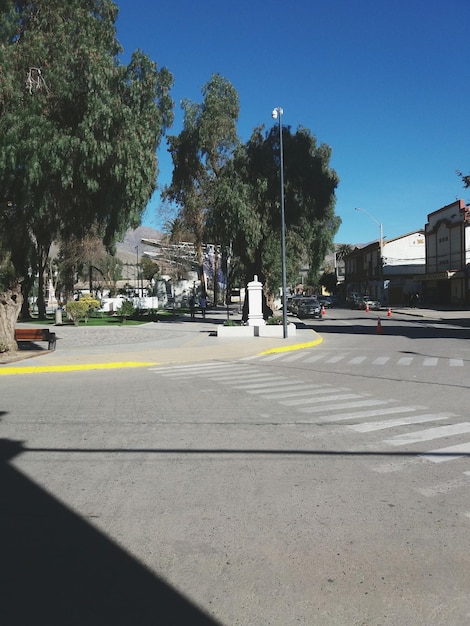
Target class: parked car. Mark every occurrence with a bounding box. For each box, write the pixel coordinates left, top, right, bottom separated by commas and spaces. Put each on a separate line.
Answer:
289, 296, 305, 315
318, 296, 334, 308
358, 296, 381, 311
296, 297, 322, 319
346, 292, 362, 309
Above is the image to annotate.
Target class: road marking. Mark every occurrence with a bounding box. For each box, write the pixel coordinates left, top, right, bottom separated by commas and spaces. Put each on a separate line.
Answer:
372, 356, 390, 365
303, 354, 326, 363
397, 357, 413, 365
423, 357, 438, 366
258, 352, 286, 361
280, 392, 361, 407
0, 362, 158, 375
420, 442, 470, 463
209, 372, 277, 382
281, 352, 310, 362
245, 383, 331, 398
299, 399, 389, 414
349, 413, 453, 433
320, 405, 423, 423
449, 358, 464, 366
325, 355, 345, 363
261, 386, 333, 399
384, 422, 470, 446
232, 379, 294, 390
349, 356, 367, 364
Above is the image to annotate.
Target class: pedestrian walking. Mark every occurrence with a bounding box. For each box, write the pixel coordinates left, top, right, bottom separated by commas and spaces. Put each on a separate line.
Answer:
199, 294, 207, 318
189, 295, 196, 319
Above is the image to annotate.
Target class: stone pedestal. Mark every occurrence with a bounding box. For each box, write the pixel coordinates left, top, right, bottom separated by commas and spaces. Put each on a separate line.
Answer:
247, 275, 265, 326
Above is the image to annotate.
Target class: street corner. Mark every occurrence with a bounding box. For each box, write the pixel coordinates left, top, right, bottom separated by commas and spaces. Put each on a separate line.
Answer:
258, 330, 323, 355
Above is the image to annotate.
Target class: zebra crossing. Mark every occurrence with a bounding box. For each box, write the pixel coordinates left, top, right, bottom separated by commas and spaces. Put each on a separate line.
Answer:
150, 361, 470, 498
243, 350, 466, 368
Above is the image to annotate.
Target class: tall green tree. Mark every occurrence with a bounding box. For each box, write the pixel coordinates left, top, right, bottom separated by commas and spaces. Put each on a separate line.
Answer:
212, 124, 340, 315
0, 0, 173, 349
164, 73, 239, 301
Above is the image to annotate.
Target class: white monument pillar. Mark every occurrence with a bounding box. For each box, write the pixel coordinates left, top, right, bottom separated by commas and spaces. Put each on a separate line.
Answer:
247, 275, 265, 326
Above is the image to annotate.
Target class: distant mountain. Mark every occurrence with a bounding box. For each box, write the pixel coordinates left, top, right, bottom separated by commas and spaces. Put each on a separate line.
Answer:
115, 226, 163, 263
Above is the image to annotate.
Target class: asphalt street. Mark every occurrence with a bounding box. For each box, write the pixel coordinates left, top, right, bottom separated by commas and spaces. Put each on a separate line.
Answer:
1, 306, 469, 625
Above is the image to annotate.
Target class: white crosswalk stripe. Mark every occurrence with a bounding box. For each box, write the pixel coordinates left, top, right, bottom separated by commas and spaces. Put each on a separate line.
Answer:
420, 443, 470, 463
423, 357, 438, 366
247, 384, 331, 397
397, 357, 413, 365
372, 356, 390, 365
319, 405, 425, 423
299, 399, 389, 413
248, 351, 467, 369
149, 361, 470, 475
348, 413, 455, 432
383, 422, 470, 446
349, 356, 367, 364
279, 391, 359, 406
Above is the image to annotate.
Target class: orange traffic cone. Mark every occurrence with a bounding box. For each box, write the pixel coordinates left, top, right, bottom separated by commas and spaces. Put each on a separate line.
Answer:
387, 307, 392, 317
365, 302, 370, 313
376, 317, 382, 333
321, 305, 326, 316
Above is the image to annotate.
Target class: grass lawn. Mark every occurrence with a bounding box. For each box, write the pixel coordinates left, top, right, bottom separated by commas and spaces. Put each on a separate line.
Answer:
22, 310, 183, 326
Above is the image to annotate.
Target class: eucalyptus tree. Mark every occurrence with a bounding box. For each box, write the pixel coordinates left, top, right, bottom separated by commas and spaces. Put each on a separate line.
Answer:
164, 73, 240, 299
213, 124, 340, 316
0, 0, 173, 349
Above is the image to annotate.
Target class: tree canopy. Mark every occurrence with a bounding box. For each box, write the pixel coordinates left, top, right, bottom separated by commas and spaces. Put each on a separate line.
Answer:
0, 0, 173, 344
212, 124, 340, 307
164, 73, 240, 297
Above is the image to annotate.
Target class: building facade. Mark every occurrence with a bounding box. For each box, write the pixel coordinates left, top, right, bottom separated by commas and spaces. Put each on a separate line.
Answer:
422, 199, 470, 306
344, 231, 425, 305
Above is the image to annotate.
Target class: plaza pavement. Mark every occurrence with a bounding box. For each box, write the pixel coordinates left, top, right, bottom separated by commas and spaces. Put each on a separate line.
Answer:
0, 308, 322, 374
1, 305, 469, 375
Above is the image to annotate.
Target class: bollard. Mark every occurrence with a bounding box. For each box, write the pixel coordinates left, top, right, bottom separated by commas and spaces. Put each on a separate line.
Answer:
55, 308, 63, 326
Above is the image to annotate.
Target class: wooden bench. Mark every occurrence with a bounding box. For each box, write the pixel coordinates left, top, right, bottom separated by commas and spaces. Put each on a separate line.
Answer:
15, 328, 57, 351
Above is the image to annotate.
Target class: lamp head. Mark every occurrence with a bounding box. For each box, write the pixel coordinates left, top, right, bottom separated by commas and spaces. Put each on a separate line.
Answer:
272, 109, 278, 119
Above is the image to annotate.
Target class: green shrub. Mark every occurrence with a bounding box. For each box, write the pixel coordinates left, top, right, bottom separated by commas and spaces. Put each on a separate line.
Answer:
66, 294, 100, 325
266, 316, 283, 325
117, 299, 135, 323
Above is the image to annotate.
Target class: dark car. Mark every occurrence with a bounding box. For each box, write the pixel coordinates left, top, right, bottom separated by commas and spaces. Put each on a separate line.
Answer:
318, 296, 334, 308
296, 297, 322, 319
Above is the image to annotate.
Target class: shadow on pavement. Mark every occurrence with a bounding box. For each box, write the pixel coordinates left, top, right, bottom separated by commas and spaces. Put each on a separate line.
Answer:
296, 318, 470, 340
0, 439, 220, 626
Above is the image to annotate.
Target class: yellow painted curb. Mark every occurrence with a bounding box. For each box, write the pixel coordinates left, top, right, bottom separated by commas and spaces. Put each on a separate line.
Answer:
0, 362, 158, 375
259, 334, 323, 355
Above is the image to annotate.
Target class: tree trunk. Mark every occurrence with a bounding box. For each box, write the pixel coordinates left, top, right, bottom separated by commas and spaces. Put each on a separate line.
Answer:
19, 275, 34, 320
0, 285, 22, 353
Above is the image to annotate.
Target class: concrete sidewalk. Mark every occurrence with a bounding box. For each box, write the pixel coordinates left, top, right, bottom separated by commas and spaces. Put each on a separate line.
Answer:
1, 309, 322, 373
389, 305, 470, 325
2, 305, 470, 374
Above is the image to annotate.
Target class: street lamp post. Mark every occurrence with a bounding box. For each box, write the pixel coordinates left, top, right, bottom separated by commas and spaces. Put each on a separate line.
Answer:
135, 245, 140, 298
354, 207, 383, 299
272, 106, 288, 339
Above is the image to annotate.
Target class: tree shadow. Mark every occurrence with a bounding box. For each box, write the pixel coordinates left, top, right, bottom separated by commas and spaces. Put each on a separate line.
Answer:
0, 439, 220, 626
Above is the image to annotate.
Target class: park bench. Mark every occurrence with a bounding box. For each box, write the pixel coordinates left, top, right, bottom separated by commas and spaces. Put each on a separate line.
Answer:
14, 328, 57, 351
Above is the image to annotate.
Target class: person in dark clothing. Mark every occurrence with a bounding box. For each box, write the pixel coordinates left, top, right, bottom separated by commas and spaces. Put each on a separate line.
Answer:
189, 295, 196, 319
199, 294, 207, 318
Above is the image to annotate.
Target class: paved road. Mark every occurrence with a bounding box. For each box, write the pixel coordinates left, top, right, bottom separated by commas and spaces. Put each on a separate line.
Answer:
1, 306, 470, 624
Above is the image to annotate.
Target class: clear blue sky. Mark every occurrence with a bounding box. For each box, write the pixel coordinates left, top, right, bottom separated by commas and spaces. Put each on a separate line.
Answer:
114, 0, 470, 245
